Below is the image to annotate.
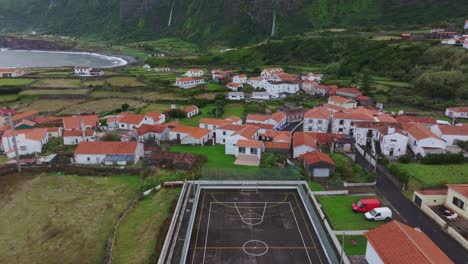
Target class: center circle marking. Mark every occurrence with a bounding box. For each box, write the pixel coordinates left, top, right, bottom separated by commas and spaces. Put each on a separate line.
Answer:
242, 240, 268, 257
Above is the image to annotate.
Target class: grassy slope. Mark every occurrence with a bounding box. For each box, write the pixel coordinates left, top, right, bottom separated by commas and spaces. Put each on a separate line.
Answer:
398, 163, 468, 187
0, 78, 35, 86
112, 188, 181, 264
338, 235, 367, 256
0, 174, 140, 264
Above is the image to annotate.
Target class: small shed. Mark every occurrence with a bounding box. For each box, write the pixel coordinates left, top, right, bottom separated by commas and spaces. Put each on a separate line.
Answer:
299, 151, 335, 178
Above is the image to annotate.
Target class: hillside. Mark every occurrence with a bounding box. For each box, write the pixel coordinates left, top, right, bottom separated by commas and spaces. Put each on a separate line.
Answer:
0, 0, 467, 45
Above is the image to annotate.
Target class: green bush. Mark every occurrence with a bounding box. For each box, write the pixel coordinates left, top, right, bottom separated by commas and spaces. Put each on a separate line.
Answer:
388, 163, 410, 184
397, 154, 411, 164
420, 153, 464, 165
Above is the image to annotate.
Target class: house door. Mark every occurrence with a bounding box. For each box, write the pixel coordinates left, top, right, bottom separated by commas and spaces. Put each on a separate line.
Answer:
176, 133, 181, 141
389, 148, 394, 156
414, 195, 422, 207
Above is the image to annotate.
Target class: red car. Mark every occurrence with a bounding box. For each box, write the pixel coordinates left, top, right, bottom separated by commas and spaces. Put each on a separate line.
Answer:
352, 198, 381, 213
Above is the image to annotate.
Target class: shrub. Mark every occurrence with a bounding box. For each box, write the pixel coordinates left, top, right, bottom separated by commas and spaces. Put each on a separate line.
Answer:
397, 154, 411, 164
388, 163, 410, 184
168, 109, 186, 118
420, 153, 464, 165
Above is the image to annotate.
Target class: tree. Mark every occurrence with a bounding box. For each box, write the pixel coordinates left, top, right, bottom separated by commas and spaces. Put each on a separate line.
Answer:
121, 103, 130, 111
360, 72, 372, 94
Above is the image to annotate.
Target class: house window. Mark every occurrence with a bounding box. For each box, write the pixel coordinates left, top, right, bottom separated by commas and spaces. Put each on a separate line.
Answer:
452, 196, 464, 210
318, 120, 323, 124
308, 127, 313, 132
391, 139, 397, 142
20, 146, 27, 151
414, 140, 417, 146
87, 157, 91, 161
251, 148, 258, 155
223, 131, 226, 135
339, 120, 344, 125
308, 120, 313, 124
239, 147, 246, 154
223, 139, 225, 143
339, 128, 343, 132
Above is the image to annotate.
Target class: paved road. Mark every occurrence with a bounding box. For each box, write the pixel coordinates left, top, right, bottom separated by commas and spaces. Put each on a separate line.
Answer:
376, 175, 468, 264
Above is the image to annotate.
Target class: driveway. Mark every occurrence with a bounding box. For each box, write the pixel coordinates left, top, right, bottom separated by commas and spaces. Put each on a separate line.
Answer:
376, 175, 468, 263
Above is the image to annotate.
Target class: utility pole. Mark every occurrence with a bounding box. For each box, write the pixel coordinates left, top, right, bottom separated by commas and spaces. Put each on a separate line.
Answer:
8, 112, 21, 173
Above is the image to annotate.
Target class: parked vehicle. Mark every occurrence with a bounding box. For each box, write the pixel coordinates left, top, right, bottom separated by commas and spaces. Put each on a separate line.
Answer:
365, 207, 392, 221
352, 198, 381, 213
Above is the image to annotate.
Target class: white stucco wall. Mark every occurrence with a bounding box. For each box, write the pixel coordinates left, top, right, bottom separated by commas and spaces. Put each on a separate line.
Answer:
365, 241, 384, 264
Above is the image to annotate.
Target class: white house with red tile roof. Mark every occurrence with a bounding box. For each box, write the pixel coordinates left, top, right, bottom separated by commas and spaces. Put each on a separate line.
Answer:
74, 141, 144, 165
331, 112, 374, 135
246, 113, 286, 130
301, 72, 323, 82
180, 105, 199, 118
260, 68, 284, 80
323, 103, 345, 113
430, 125, 468, 145
354, 122, 408, 157
265, 81, 300, 98
299, 151, 335, 178
303, 107, 331, 133
169, 125, 213, 145
137, 124, 169, 143
185, 69, 204, 77
226, 82, 243, 91
63, 130, 96, 145
117, 111, 165, 130
336, 87, 363, 98
365, 221, 453, 264
175, 77, 205, 89
234, 139, 264, 166
63, 115, 99, 131
301, 80, 317, 94
402, 123, 446, 157
247, 77, 267, 89
315, 84, 339, 96
216, 124, 248, 145
12, 110, 39, 124
2, 128, 49, 158
293, 132, 318, 158
46, 127, 62, 138
328, 96, 357, 109
232, 74, 247, 84
223, 125, 260, 155
211, 70, 232, 80
445, 106, 468, 119
446, 184, 468, 218
0, 68, 26, 78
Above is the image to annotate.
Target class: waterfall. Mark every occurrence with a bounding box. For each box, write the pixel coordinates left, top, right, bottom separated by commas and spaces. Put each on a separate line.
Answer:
271, 6, 276, 37
168, 0, 175, 27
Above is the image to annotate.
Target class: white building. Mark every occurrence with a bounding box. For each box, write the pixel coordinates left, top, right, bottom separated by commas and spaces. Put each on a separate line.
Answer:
331, 112, 374, 135
247, 77, 267, 89
234, 139, 264, 166
402, 123, 446, 157
265, 81, 300, 98
261, 68, 284, 80
0, 69, 26, 78
246, 112, 287, 130
354, 122, 408, 157
328, 96, 357, 109
365, 221, 453, 264
216, 124, 252, 145
175, 77, 205, 89
74, 66, 103, 77
185, 69, 204, 77
2, 128, 49, 158
251, 92, 270, 100
169, 125, 212, 145
118, 111, 165, 130
63, 130, 96, 145
154, 67, 171, 72
137, 124, 169, 143
445, 106, 468, 119
226, 82, 243, 91
224, 126, 260, 155
74, 141, 144, 165
303, 107, 331, 133
431, 125, 468, 145
301, 80, 317, 94
180, 105, 199, 118
233, 74, 247, 84
292, 132, 317, 158
228, 92, 245, 101
301, 72, 323, 83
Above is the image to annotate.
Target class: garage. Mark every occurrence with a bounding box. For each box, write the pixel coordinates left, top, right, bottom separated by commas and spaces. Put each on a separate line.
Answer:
313, 168, 330, 177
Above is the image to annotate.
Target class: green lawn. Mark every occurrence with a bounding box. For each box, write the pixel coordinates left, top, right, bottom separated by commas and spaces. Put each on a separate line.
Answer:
373, 80, 411, 88
309, 181, 325, 191
105, 77, 146, 87
32, 78, 81, 88
0, 94, 18, 102
205, 82, 225, 91
0, 78, 35, 86
20, 89, 89, 95
397, 163, 468, 187
338, 235, 367, 256
112, 188, 180, 264
170, 144, 258, 172
317, 195, 383, 230
177, 104, 215, 126
0, 174, 141, 264
224, 103, 245, 118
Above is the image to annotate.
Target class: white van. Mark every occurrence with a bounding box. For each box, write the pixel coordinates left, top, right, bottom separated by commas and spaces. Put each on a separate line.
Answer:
365, 207, 392, 221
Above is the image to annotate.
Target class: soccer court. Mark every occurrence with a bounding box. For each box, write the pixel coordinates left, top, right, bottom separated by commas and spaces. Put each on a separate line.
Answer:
187, 189, 329, 264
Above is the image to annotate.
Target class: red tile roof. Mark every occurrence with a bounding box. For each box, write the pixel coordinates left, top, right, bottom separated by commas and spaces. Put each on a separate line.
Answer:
0, 108, 18, 117
137, 124, 167, 136
447, 184, 468, 197
237, 139, 263, 148
337, 87, 363, 95
176, 77, 203, 82
181, 105, 198, 113
145, 111, 163, 122
438, 125, 468, 135
415, 189, 448, 195
3, 128, 48, 141
232, 125, 260, 139
323, 103, 345, 112
299, 151, 335, 166
32, 115, 62, 124
63, 130, 94, 137
217, 124, 247, 132
170, 125, 211, 139
333, 112, 374, 121
447, 106, 468, 112
162, 121, 180, 129
227, 82, 242, 88
365, 221, 453, 264
75, 142, 139, 155
293, 132, 317, 148
12, 110, 38, 122
63, 115, 99, 130
245, 122, 274, 130
402, 123, 442, 140
246, 114, 270, 122
46, 127, 61, 133
200, 118, 231, 126
396, 116, 437, 125
117, 113, 145, 125
265, 142, 290, 150
271, 112, 286, 123
304, 107, 331, 119
224, 116, 241, 123
329, 96, 353, 104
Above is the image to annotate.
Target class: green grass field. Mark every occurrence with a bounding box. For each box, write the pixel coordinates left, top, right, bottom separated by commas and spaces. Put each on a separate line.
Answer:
317, 195, 383, 230
20, 89, 89, 95
205, 82, 225, 91
0, 174, 141, 264
224, 103, 245, 117
338, 235, 367, 256
397, 163, 468, 187
0, 78, 35, 86
105, 77, 146, 87
59, 98, 146, 115
178, 104, 215, 126
112, 188, 180, 264
20, 99, 86, 113
309, 181, 325, 191
32, 78, 81, 88
0, 94, 18, 102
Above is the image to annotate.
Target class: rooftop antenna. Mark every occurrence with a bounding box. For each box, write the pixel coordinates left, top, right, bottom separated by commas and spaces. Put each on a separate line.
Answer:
8, 112, 21, 173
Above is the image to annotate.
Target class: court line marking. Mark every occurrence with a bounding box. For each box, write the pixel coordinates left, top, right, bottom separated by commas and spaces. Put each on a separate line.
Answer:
234, 202, 267, 225
202, 202, 213, 264
243, 240, 268, 257
289, 202, 313, 264
195, 246, 317, 250
210, 193, 289, 209
293, 192, 324, 264
191, 192, 206, 264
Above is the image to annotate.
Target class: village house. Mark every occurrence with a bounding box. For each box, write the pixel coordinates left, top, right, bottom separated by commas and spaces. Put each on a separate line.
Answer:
228, 92, 245, 101
260, 68, 284, 80
14, 120, 36, 130
395, 115, 437, 127
264, 130, 291, 154
234, 139, 264, 166
118, 111, 165, 130
226, 82, 243, 91
74, 66, 103, 77
364, 221, 453, 264
137, 124, 169, 143
265, 81, 300, 98
431, 125, 468, 145
301, 72, 323, 83
2, 128, 49, 158
169, 125, 213, 145
331, 112, 374, 135
63, 115, 99, 131
232, 74, 247, 84
247, 77, 267, 89
299, 151, 335, 178
46, 127, 62, 138
154, 66, 171, 72
402, 123, 446, 157
315, 84, 339, 97
293, 132, 317, 158
356, 95, 374, 106
303, 107, 331, 133
445, 106, 468, 119
0, 68, 26, 78
413, 184, 468, 219
211, 70, 232, 81
12, 110, 39, 125
223, 126, 260, 155
336, 87, 363, 98
180, 105, 199, 118
0, 109, 18, 126
281, 107, 308, 123
353, 122, 408, 157
73, 141, 144, 165
246, 112, 287, 130
301, 80, 317, 94
251, 92, 270, 101
175, 77, 205, 89
328, 96, 357, 109
199, 118, 232, 135
63, 130, 96, 145
323, 103, 345, 113
185, 69, 204, 77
